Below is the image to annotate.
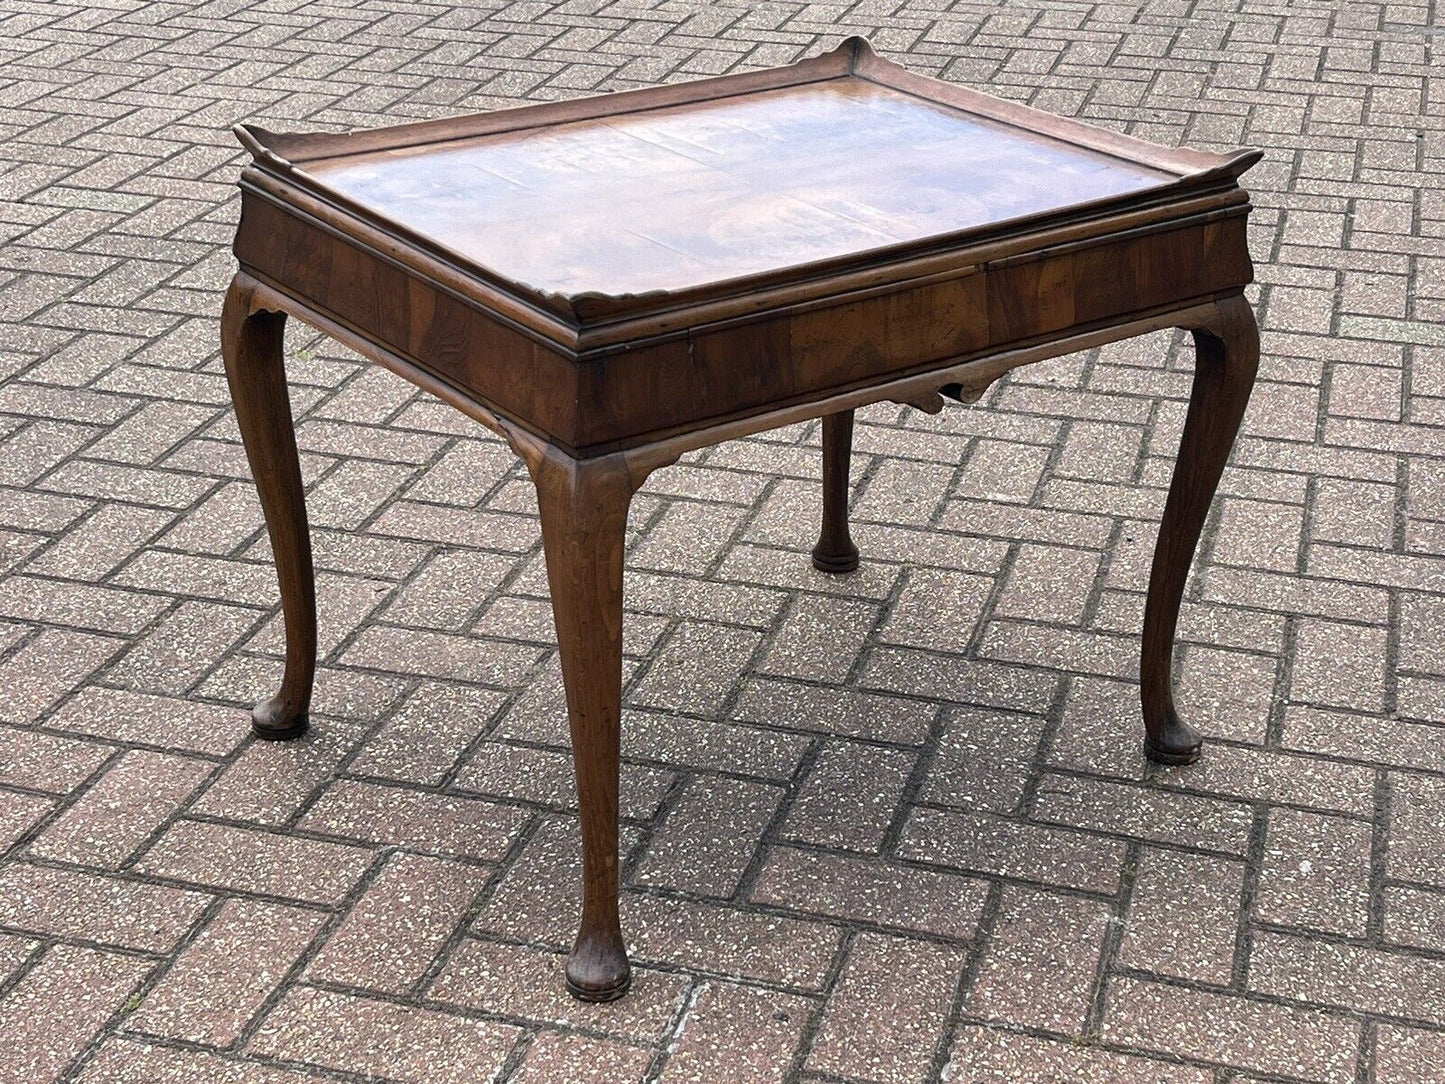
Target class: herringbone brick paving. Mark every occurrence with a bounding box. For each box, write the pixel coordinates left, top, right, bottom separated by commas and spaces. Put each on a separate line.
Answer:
0, 0, 1440, 1079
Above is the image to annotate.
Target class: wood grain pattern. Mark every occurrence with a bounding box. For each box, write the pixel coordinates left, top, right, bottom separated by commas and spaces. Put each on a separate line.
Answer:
1141, 294, 1260, 764
306, 80, 1169, 298
526, 446, 639, 1002
813, 411, 859, 573
221, 274, 316, 740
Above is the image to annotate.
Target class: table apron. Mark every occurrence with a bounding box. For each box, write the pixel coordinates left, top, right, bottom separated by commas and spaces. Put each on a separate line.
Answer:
235, 197, 1251, 455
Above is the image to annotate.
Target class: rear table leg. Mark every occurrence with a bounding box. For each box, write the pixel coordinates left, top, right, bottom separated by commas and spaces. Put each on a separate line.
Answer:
812, 409, 860, 573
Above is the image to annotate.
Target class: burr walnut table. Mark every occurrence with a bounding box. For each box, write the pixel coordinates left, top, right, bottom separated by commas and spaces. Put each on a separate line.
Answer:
223, 37, 1262, 1002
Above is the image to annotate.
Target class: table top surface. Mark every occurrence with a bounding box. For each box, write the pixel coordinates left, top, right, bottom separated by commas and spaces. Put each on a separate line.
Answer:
304, 79, 1169, 298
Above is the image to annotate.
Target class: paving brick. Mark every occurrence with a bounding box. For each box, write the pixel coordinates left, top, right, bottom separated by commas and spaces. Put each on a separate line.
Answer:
631, 499, 749, 575
0, 627, 123, 724
1255, 808, 1373, 935
297, 779, 528, 861
1374, 1025, 1445, 1084
1400, 592, 1445, 676
1387, 772, 1445, 889
510, 1031, 653, 1084
633, 774, 781, 897
731, 677, 936, 744
135, 820, 373, 905
1312, 477, 1397, 548
656, 980, 814, 1084
306, 852, 482, 993
1203, 565, 1390, 624
77, 1039, 335, 1083
625, 711, 810, 780
944, 1026, 1213, 1083
1210, 497, 1305, 573
954, 440, 1050, 504
1103, 977, 1360, 1082
340, 624, 545, 687
188, 721, 359, 825
249, 570, 392, 658
349, 679, 506, 785
1250, 930, 1445, 1026
381, 548, 516, 630
472, 818, 619, 947
1119, 847, 1245, 985
850, 518, 1008, 573
0, 945, 152, 1083
0, 786, 51, 850
780, 739, 914, 852
0, 933, 37, 986
878, 567, 993, 651
0, 575, 169, 635
807, 931, 966, 1082
631, 620, 764, 715
27, 748, 212, 867
1035, 774, 1254, 855
248, 986, 519, 1084
47, 685, 250, 755
1056, 420, 1144, 484
1283, 704, 1445, 772
750, 845, 988, 939
970, 886, 1111, 1034
404, 437, 515, 505
627, 893, 842, 990
1289, 618, 1389, 712
626, 568, 786, 629
0, 862, 209, 952
458, 740, 674, 821
979, 620, 1136, 681
127, 898, 325, 1045
995, 543, 1103, 624
1173, 642, 1280, 744
1382, 885, 1445, 951
1162, 742, 1375, 816
899, 807, 1126, 894
856, 456, 954, 526
919, 707, 1044, 815
863, 648, 1062, 716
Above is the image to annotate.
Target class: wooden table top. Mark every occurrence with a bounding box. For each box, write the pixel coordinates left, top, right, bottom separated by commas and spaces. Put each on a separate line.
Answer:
304, 79, 1169, 297
236, 37, 1257, 326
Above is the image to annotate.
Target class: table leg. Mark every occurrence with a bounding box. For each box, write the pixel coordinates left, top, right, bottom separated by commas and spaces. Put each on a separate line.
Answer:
812, 409, 860, 573
1141, 294, 1259, 764
221, 274, 317, 741
529, 446, 636, 1001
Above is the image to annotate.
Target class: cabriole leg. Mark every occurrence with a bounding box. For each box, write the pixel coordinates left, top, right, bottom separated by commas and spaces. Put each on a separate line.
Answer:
221, 274, 316, 741
812, 409, 859, 573
529, 446, 636, 1001
1141, 294, 1259, 764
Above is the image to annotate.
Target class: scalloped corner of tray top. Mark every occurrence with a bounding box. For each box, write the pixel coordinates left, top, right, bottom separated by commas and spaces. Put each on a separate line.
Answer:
233, 122, 364, 171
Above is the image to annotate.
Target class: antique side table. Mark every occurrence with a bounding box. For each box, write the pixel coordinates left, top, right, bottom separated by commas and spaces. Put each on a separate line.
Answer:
224, 37, 1261, 1002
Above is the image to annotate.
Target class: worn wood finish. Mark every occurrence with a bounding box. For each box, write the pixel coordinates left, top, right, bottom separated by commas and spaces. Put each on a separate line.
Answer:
526, 445, 638, 1001
221, 275, 317, 740
305, 79, 1170, 298
1141, 295, 1260, 764
231, 36, 1257, 455
813, 410, 859, 573
223, 36, 1265, 999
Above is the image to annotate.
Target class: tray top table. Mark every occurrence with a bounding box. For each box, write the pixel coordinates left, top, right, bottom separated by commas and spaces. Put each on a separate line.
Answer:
223, 37, 1261, 1002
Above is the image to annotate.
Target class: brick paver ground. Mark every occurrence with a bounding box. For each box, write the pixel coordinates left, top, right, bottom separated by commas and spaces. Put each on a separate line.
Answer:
0, 0, 1441, 1081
